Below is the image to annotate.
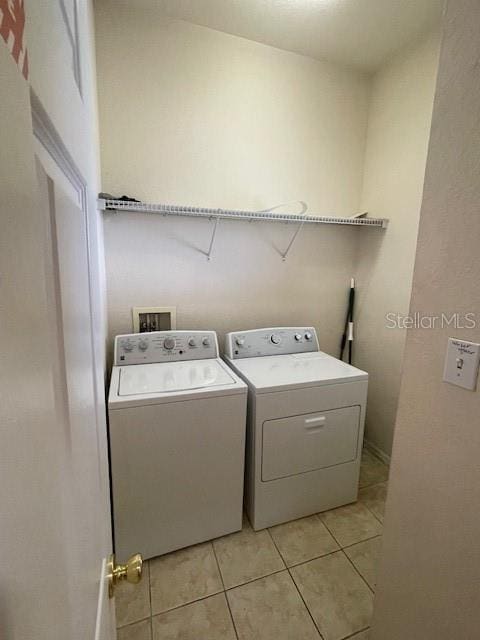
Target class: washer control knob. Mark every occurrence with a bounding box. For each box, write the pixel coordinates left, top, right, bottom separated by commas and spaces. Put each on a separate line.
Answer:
163, 337, 176, 350
235, 337, 245, 346
305, 332, 313, 341
294, 333, 302, 341
188, 338, 197, 347
202, 337, 210, 347
122, 340, 134, 352
270, 334, 282, 345
138, 339, 148, 351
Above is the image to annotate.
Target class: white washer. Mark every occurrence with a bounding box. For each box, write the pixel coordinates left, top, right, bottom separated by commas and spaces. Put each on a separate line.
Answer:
109, 330, 247, 560
224, 327, 368, 530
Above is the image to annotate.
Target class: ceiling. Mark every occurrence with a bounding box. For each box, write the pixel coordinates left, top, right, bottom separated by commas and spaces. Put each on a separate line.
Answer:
116, 0, 444, 72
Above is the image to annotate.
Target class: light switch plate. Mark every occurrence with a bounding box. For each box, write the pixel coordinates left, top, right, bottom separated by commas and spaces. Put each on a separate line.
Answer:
443, 338, 480, 390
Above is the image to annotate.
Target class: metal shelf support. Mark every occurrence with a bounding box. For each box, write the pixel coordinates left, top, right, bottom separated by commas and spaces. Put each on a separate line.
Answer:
282, 218, 306, 261
206, 217, 220, 261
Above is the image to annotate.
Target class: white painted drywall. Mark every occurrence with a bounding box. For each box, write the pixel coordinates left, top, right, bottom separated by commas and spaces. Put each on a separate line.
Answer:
354, 31, 441, 456
102, 212, 359, 356
372, 1, 480, 637
95, 11, 371, 355
96, 13, 369, 215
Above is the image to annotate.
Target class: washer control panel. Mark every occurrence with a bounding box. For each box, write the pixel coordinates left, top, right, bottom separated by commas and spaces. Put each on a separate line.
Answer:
114, 331, 219, 365
225, 327, 319, 359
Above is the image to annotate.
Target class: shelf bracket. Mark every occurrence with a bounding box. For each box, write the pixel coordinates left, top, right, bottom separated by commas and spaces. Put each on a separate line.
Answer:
281, 218, 306, 261
206, 216, 220, 261
258, 200, 308, 216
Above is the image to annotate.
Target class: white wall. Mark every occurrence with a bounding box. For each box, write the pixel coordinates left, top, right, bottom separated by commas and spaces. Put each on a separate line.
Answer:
354, 32, 440, 457
372, 1, 480, 637
96, 10, 369, 215
103, 213, 359, 355
95, 9, 372, 355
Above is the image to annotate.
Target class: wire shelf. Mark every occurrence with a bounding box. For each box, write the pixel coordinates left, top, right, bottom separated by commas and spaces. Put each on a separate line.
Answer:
99, 199, 388, 228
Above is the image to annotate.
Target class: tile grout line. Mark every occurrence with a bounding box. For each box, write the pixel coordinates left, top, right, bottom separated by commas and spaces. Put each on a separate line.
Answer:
271, 513, 341, 569
287, 566, 325, 640
340, 534, 382, 553
363, 446, 390, 468
265, 506, 382, 568
152, 589, 224, 618
225, 567, 288, 592
210, 540, 227, 591
268, 527, 342, 570
360, 500, 384, 526
116, 561, 153, 635
139, 521, 381, 629
117, 615, 151, 631
147, 565, 290, 621
117, 469, 387, 633
318, 518, 376, 597
211, 541, 240, 640
266, 527, 325, 640
359, 479, 388, 491
319, 479, 386, 545
222, 592, 240, 640
283, 531, 382, 572
147, 542, 226, 621
358, 479, 388, 525
359, 482, 387, 493
149, 588, 226, 618
265, 526, 289, 567
143, 500, 384, 624
342, 627, 371, 639
341, 548, 375, 596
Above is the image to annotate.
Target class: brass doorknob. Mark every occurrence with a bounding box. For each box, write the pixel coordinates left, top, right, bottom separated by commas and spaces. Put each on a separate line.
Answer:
108, 553, 143, 598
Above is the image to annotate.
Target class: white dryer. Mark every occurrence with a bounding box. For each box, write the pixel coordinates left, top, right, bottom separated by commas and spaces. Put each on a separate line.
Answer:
108, 330, 247, 560
224, 327, 368, 530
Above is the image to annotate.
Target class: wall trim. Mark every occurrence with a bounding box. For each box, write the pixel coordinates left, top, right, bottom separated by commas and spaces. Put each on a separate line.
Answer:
365, 439, 391, 466
30, 88, 87, 213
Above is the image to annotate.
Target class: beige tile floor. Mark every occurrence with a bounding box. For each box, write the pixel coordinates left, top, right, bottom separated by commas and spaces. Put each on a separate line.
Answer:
115, 449, 388, 640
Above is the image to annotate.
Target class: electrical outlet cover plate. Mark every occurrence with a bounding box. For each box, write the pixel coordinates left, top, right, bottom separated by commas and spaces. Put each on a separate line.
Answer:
443, 337, 480, 390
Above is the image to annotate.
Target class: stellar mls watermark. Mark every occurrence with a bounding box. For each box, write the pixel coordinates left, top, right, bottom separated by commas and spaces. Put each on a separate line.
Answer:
385, 312, 477, 330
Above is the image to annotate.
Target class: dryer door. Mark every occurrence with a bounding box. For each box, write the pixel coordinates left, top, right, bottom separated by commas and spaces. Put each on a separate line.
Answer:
262, 406, 360, 481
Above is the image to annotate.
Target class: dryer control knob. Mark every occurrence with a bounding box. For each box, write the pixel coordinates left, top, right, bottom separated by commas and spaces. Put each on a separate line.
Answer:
122, 341, 134, 352
294, 333, 302, 341
270, 334, 282, 345
138, 340, 148, 351
235, 337, 245, 346
305, 332, 313, 341
163, 337, 176, 350
188, 338, 197, 347
202, 337, 210, 347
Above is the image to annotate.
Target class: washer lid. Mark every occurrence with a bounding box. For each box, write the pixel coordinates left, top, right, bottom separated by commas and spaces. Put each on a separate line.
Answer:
118, 358, 236, 396
226, 351, 367, 392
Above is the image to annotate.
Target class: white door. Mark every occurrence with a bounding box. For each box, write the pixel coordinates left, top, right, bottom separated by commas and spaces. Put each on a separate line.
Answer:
0, 2, 117, 639
37, 157, 116, 640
